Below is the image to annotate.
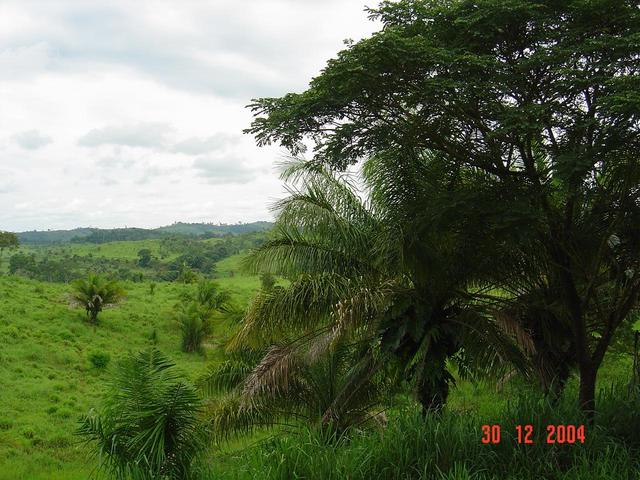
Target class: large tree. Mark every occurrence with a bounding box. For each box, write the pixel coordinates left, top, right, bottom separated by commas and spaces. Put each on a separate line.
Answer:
246, 0, 640, 416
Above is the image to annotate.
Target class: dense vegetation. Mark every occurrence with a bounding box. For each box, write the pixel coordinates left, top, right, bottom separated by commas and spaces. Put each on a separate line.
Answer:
247, 0, 640, 417
6, 232, 268, 283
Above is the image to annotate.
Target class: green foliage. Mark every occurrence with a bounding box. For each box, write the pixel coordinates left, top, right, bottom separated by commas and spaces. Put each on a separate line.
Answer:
0, 231, 19, 268
232, 158, 526, 419
246, 0, 640, 415
70, 274, 125, 325
137, 249, 152, 268
209, 386, 640, 480
205, 342, 395, 440
177, 281, 235, 353
8, 253, 37, 276
88, 351, 111, 369
176, 263, 199, 284
177, 302, 210, 354
195, 280, 232, 315
0, 270, 252, 478
7, 232, 268, 283
62, 222, 272, 244
259, 272, 275, 292
77, 349, 206, 480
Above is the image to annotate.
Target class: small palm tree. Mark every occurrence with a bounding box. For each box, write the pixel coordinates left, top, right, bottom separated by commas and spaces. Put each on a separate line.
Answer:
195, 280, 232, 316
77, 349, 206, 479
177, 281, 237, 353
71, 274, 124, 325
177, 302, 210, 354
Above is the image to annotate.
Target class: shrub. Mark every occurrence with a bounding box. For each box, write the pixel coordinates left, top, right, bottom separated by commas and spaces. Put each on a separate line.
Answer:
259, 272, 276, 292
176, 281, 234, 353
177, 303, 209, 353
137, 248, 152, 267
209, 386, 640, 480
88, 351, 111, 369
77, 349, 206, 480
148, 328, 159, 345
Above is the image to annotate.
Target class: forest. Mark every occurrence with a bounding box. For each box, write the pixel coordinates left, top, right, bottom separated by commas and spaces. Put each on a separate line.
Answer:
1, 0, 639, 479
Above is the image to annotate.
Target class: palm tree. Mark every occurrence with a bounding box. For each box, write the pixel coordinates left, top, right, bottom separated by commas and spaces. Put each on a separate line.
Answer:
177, 302, 210, 354
202, 340, 395, 440
77, 349, 206, 480
206, 155, 526, 436
177, 280, 238, 353
70, 274, 124, 325
194, 280, 232, 316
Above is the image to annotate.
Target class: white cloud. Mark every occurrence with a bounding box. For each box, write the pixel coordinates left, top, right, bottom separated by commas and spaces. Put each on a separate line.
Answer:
171, 133, 237, 155
0, 43, 53, 81
78, 122, 172, 148
11, 129, 52, 149
0, 181, 16, 194
0, 0, 379, 231
193, 156, 256, 184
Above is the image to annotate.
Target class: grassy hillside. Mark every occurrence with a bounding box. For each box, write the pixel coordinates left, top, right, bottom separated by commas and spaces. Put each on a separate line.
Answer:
21, 239, 169, 261
0, 235, 262, 479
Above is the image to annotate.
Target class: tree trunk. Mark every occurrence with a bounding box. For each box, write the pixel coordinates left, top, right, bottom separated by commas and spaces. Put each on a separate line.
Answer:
578, 363, 597, 423
417, 374, 449, 415
538, 351, 572, 403
416, 351, 450, 415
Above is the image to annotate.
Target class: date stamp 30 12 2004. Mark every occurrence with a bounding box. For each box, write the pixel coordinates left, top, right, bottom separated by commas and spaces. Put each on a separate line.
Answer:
481, 424, 586, 445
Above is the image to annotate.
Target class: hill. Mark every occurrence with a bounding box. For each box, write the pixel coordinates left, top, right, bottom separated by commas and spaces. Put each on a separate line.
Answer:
16, 228, 95, 245
16, 222, 273, 245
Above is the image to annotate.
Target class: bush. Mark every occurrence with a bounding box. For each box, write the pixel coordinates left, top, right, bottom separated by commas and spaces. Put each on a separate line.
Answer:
259, 272, 276, 292
77, 349, 206, 480
148, 328, 159, 345
88, 351, 111, 369
177, 304, 209, 353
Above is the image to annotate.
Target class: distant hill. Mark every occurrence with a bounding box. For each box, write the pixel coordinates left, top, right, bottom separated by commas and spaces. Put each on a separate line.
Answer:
17, 228, 95, 245
17, 221, 273, 245
156, 221, 273, 236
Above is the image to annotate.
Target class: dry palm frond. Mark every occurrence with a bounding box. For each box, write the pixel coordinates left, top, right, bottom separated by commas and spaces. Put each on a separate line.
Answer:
494, 309, 536, 356
241, 343, 302, 399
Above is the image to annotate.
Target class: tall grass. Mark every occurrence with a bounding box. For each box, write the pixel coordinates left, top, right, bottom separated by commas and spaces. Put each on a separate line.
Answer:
207, 385, 640, 480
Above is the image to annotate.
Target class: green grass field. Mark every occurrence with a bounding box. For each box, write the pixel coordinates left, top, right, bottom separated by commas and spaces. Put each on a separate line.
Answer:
12, 239, 167, 261
0, 239, 260, 480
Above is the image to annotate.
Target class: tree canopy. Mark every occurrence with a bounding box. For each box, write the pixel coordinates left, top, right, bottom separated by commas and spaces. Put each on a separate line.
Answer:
246, 0, 640, 416
0, 231, 19, 255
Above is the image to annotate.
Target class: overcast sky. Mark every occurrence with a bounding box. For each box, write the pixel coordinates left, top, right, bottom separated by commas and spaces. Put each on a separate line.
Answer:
0, 0, 379, 231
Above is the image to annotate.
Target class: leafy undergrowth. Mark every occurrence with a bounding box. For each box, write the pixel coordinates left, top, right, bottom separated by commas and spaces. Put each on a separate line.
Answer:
207, 386, 640, 480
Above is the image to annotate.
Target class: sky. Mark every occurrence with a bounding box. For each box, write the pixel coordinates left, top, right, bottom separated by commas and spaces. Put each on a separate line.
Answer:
0, 0, 379, 232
